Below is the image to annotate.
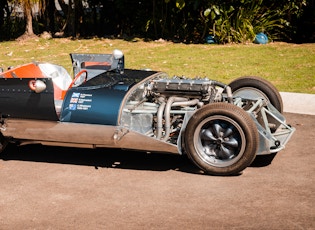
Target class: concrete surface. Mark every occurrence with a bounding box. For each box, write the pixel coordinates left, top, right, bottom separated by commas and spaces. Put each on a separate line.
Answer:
0, 112, 314, 229
0, 92, 314, 229
280, 92, 315, 115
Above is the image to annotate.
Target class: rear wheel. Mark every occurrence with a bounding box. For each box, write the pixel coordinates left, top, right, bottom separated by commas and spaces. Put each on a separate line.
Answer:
228, 76, 283, 113
184, 103, 259, 176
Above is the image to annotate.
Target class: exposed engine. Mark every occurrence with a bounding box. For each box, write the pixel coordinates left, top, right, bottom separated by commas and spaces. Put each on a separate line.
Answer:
121, 76, 228, 144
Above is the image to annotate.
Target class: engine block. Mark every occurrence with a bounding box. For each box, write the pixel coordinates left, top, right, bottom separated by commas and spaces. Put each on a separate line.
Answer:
150, 78, 217, 99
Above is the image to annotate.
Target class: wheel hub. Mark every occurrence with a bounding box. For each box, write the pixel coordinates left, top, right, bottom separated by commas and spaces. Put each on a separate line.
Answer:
199, 120, 242, 161
215, 138, 223, 145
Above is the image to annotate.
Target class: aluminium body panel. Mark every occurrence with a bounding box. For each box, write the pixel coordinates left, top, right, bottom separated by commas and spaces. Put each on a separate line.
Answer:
1, 119, 178, 154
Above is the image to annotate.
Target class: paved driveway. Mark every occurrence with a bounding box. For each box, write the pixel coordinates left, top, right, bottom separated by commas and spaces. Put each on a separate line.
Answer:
0, 113, 314, 229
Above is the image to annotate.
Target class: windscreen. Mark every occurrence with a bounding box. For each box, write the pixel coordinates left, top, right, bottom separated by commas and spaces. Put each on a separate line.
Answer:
38, 63, 72, 90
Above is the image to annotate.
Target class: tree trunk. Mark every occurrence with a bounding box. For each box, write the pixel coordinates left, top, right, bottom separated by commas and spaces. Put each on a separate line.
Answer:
74, 0, 83, 37
0, 0, 7, 27
23, 0, 34, 36
47, 0, 55, 33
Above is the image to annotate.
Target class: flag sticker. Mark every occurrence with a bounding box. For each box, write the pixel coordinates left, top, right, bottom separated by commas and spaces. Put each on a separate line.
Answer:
69, 104, 77, 110
70, 97, 78, 103
72, 92, 80, 98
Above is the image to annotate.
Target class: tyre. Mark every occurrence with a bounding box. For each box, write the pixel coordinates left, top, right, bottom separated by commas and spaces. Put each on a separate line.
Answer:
228, 76, 283, 113
184, 103, 259, 176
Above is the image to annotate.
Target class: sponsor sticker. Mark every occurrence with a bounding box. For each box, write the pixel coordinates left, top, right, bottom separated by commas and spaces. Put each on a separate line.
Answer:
69, 92, 93, 111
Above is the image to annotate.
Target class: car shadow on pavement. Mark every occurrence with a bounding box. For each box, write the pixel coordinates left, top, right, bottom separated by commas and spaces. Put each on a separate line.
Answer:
250, 153, 277, 167
0, 144, 204, 175
0, 144, 275, 175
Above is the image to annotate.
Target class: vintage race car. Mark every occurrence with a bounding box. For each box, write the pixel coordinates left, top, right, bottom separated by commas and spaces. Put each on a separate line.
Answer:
0, 50, 295, 175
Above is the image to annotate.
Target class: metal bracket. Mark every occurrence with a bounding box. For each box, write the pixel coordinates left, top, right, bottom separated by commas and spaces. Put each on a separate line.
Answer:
113, 127, 129, 142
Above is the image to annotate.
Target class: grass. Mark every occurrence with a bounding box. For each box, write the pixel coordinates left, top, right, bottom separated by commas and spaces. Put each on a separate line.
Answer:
0, 38, 314, 94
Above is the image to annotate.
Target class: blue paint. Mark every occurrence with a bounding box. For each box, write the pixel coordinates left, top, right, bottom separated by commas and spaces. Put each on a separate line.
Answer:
61, 86, 127, 125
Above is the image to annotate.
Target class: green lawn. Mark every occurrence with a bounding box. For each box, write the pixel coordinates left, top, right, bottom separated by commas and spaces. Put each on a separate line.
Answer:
0, 38, 314, 94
